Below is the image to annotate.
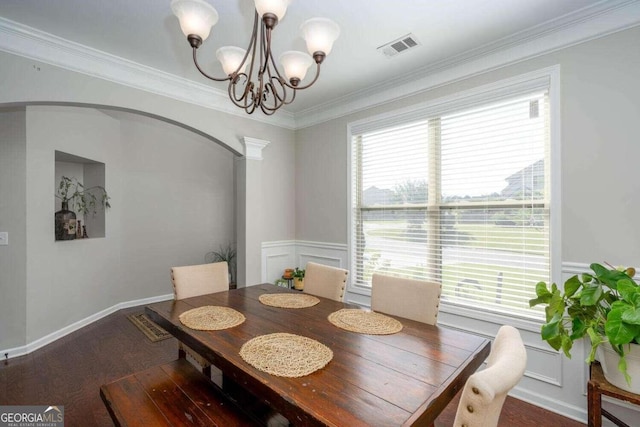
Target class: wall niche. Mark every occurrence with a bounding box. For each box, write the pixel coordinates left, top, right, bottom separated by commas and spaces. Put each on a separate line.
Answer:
54, 150, 106, 240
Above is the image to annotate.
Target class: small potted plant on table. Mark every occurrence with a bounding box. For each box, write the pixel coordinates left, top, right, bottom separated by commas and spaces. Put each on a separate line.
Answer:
293, 268, 305, 291
529, 262, 640, 392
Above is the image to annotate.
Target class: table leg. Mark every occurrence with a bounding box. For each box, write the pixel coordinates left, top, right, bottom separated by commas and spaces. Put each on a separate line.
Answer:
222, 374, 290, 426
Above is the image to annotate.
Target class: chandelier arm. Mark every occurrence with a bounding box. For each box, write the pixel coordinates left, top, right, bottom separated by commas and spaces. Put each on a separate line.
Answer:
243, 11, 260, 85
259, 20, 272, 77
191, 47, 230, 82
282, 87, 297, 105
228, 77, 258, 114
259, 88, 279, 115
247, 81, 260, 113
281, 63, 322, 90
266, 75, 289, 105
259, 79, 287, 112
265, 36, 287, 85
229, 81, 257, 114
228, 74, 248, 102
260, 34, 296, 110
253, 21, 272, 108
230, 12, 259, 78
261, 104, 277, 115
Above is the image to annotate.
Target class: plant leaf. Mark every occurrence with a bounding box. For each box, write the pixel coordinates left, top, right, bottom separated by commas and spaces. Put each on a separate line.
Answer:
560, 334, 573, 358
621, 307, 640, 325
569, 316, 588, 340
545, 290, 565, 322
618, 355, 631, 386
618, 278, 639, 301
530, 282, 554, 307
541, 315, 561, 342
563, 275, 582, 298
606, 309, 640, 345
591, 263, 628, 289
529, 296, 547, 307
586, 327, 603, 363
580, 283, 602, 306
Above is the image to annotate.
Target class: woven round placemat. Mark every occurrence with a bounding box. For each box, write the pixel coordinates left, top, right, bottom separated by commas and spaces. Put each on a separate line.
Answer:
179, 306, 245, 331
239, 333, 333, 378
258, 293, 320, 309
328, 309, 403, 335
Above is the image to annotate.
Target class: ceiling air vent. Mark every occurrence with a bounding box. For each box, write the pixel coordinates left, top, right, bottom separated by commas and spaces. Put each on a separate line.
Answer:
377, 33, 421, 58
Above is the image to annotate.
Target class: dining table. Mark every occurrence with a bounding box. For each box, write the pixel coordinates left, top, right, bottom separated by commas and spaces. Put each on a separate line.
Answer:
145, 283, 491, 427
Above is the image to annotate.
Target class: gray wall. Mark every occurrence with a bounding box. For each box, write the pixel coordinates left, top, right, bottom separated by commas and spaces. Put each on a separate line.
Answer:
22, 106, 236, 343
0, 109, 27, 349
293, 24, 640, 423
295, 25, 640, 265
0, 108, 295, 350
0, 47, 297, 349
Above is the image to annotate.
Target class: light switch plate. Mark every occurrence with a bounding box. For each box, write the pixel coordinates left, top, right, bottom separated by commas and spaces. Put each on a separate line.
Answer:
0, 232, 7, 246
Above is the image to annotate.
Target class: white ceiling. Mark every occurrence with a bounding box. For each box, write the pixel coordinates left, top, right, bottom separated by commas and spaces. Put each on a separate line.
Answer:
0, 0, 636, 119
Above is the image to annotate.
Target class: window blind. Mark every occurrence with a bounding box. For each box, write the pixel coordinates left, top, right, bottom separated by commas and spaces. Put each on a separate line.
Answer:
351, 92, 550, 319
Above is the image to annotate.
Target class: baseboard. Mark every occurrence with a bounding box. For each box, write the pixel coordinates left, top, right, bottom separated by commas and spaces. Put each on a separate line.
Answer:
509, 387, 587, 424
1, 293, 174, 360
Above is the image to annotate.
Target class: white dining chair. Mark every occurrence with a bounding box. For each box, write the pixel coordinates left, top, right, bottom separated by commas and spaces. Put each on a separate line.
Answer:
303, 262, 349, 302
171, 261, 229, 300
452, 325, 527, 427
171, 261, 229, 377
371, 273, 442, 325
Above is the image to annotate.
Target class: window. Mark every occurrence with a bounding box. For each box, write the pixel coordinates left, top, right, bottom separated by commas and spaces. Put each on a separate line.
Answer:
350, 84, 552, 319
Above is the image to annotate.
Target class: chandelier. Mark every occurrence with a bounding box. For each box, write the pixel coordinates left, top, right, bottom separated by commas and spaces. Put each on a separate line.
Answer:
171, 0, 340, 115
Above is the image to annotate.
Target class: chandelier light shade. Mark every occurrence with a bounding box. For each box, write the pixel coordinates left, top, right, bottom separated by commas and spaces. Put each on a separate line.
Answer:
171, 0, 219, 41
170, 0, 339, 115
300, 18, 341, 56
279, 51, 313, 81
216, 46, 248, 75
254, 0, 291, 20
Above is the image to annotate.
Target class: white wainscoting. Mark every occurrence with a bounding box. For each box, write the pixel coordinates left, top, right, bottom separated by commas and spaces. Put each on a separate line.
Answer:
259, 243, 640, 425
261, 240, 348, 284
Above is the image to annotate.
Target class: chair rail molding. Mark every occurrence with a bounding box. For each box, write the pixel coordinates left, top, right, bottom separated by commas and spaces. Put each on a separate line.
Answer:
261, 240, 347, 285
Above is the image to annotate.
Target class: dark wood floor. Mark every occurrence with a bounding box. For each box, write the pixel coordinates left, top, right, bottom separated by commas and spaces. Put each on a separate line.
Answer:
0, 306, 585, 426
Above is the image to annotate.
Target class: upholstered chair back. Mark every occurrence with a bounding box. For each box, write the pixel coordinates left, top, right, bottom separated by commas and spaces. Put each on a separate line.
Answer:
171, 262, 229, 300
303, 262, 349, 302
453, 325, 527, 427
371, 274, 442, 325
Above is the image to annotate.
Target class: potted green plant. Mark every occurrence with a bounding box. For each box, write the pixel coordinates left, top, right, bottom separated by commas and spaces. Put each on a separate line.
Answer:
529, 262, 640, 391
292, 268, 305, 290
55, 176, 111, 240
205, 242, 237, 288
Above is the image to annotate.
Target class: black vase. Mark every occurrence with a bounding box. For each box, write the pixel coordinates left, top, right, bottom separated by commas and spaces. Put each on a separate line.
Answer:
55, 201, 77, 241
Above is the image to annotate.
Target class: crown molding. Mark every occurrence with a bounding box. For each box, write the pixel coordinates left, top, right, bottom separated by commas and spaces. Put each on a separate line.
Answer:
294, 0, 640, 128
0, 17, 297, 130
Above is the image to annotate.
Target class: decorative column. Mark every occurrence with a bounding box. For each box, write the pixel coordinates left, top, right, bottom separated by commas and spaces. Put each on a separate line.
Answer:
236, 137, 270, 287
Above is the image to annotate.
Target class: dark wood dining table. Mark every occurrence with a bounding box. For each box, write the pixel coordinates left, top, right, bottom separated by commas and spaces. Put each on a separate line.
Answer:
145, 283, 490, 427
